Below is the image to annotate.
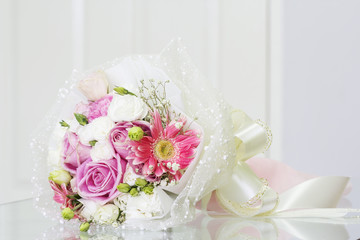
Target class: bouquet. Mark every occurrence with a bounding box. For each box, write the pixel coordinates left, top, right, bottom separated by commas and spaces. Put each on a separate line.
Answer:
32, 39, 356, 233
48, 76, 204, 229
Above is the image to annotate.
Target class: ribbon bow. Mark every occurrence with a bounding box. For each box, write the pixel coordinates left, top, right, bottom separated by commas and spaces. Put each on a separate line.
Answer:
209, 110, 357, 218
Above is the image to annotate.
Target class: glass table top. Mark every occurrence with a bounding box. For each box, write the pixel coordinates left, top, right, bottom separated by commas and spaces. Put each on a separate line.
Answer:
1, 198, 360, 240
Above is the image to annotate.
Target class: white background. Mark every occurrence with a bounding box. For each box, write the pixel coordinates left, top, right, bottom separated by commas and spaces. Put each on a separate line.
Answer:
0, 0, 359, 203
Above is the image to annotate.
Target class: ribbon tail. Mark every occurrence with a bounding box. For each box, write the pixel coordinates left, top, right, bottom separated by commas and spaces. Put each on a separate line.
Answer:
276, 176, 349, 212
272, 208, 360, 218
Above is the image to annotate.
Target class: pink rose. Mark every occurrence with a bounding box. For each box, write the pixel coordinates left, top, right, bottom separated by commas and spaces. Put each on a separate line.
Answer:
76, 155, 126, 204
62, 132, 92, 175
109, 121, 151, 159
87, 95, 113, 122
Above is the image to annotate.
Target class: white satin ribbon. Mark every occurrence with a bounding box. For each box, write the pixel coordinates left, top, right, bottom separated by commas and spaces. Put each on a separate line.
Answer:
271, 176, 360, 218
216, 162, 278, 217
214, 109, 356, 219
231, 110, 268, 161
277, 176, 349, 212
215, 110, 278, 216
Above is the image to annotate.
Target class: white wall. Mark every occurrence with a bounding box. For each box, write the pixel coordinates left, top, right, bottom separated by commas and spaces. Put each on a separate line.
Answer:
282, 0, 360, 177
0, 0, 73, 202
0, 0, 269, 202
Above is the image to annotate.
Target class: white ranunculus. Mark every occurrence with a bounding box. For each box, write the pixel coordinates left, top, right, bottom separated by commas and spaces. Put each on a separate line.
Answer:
77, 70, 109, 101
93, 204, 120, 225
79, 199, 101, 221
107, 95, 148, 122
47, 150, 62, 168
115, 191, 163, 220
91, 117, 115, 140
47, 125, 67, 167
68, 118, 81, 133
77, 126, 93, 146
78, 116, 115, 145
114, 194, 128, 212
122, 165, 142, 185
90, 140, 114, 162
70, 177, 77, 192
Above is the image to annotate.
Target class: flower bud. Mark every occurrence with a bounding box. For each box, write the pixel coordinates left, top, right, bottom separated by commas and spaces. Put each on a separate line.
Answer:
117, 183, 131, 193
135, 178, 148, 187
62, 207, 74, 220
129, 188, 139, 197
128, 127, 144, 141
49, 170, 72, 185
80, 222, 90, 232
113, 86, 134, 96
143, 185, 154, 195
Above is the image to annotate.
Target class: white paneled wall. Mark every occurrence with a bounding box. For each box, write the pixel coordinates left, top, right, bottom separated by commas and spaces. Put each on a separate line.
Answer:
1, 0, 271, 202
1, 0, 73, 202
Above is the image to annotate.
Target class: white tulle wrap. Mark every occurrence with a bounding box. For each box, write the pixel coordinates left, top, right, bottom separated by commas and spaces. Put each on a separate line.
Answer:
31, 39, 239, 230
31, 39, 357, 232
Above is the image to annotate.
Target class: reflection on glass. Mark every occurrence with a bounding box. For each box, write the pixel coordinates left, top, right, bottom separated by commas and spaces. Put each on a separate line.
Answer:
1, 199, 359, 240
34, 214, 360, 240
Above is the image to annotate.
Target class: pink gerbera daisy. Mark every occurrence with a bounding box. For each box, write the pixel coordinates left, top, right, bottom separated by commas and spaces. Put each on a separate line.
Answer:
128, 111, 201, 182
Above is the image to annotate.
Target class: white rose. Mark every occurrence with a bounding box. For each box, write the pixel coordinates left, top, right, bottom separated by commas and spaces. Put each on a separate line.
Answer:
93, 204, 119, 224
78, 116, 115, 145
79, 199, 101, 220
107, 95, 148, 122
90, 140, 114, 162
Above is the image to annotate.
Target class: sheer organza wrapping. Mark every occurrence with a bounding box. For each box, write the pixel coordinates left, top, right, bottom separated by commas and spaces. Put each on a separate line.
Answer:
31, 39, 237, 231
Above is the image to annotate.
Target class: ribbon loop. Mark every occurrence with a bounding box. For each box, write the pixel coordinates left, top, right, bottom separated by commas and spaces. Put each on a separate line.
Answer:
232, 110, 270, 161
214, 110, 277, 216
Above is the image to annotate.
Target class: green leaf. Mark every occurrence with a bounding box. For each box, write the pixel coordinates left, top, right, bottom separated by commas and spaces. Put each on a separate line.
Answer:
89, 140, 97, 146
74, 113, 88, 126
59, 120, 70, 128
113, 86, 136, 96
66, 194, 81, 200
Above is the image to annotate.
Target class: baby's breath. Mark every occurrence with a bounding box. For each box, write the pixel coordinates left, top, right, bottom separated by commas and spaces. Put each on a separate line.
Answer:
139, 79, 172, 126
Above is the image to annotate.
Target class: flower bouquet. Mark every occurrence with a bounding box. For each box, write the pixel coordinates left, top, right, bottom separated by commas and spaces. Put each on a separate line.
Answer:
32, 39, 357, 233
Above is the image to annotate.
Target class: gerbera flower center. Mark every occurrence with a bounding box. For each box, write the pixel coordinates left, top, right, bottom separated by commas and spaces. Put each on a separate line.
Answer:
154, 140, 175, 161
